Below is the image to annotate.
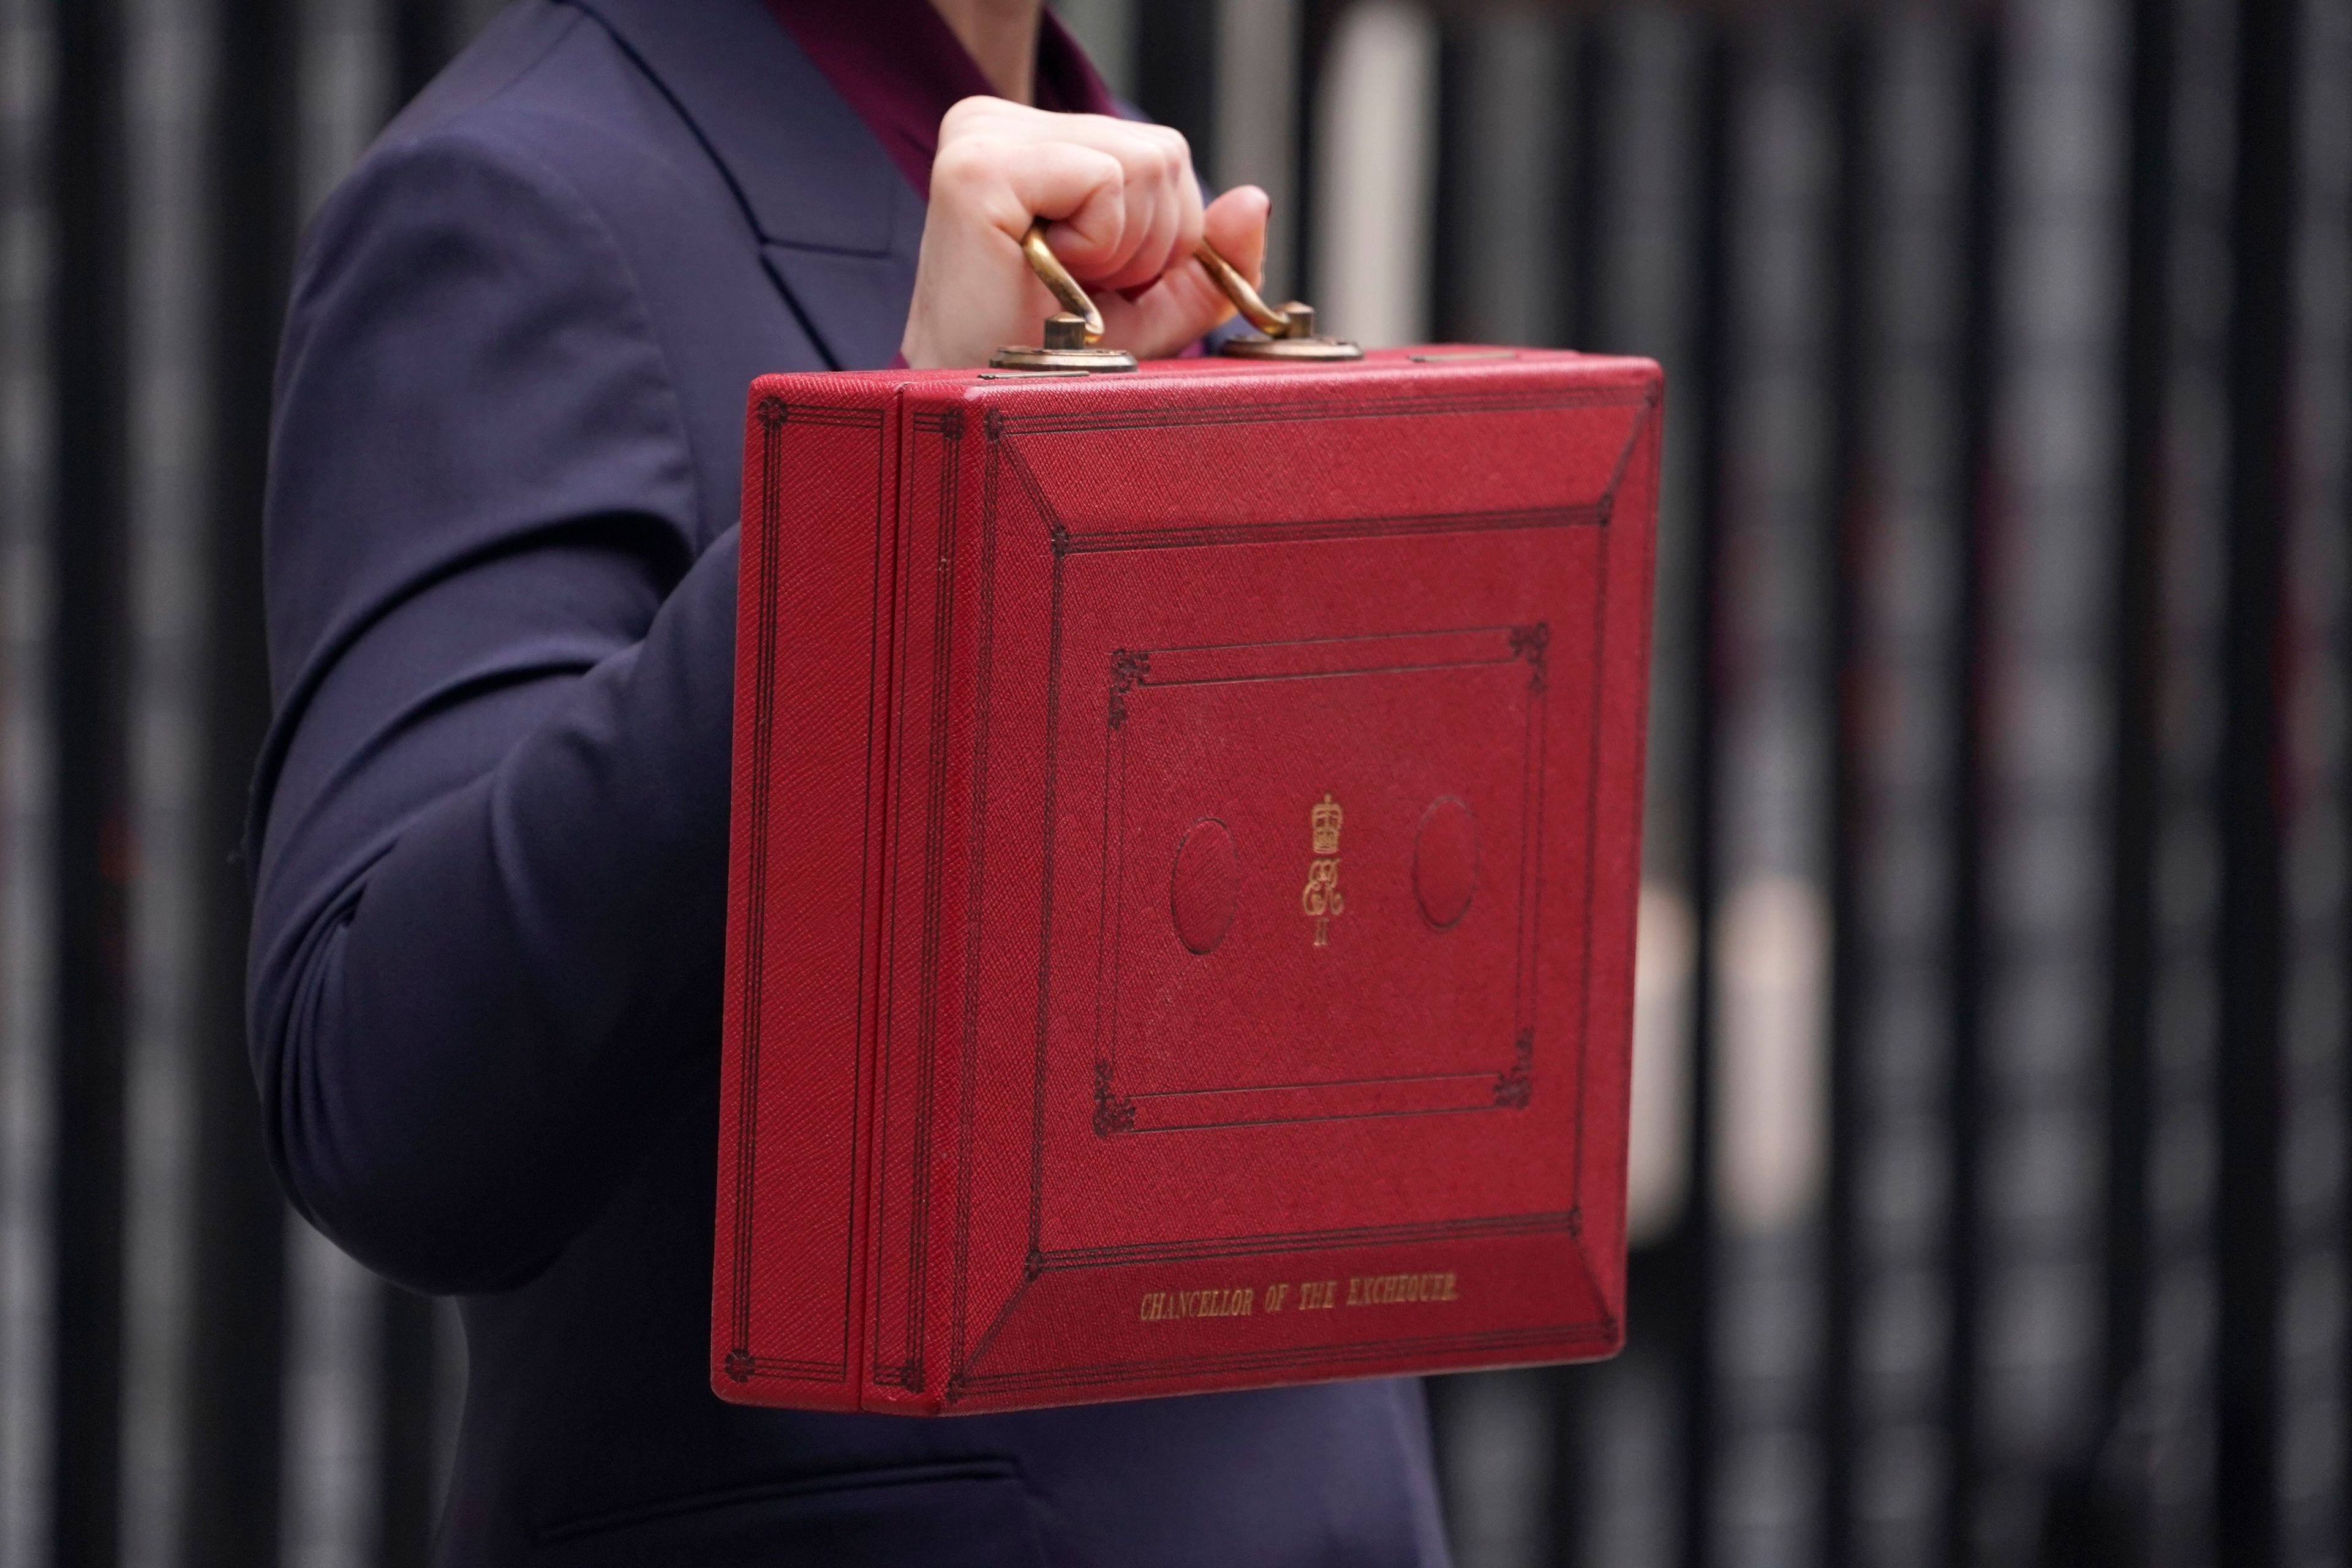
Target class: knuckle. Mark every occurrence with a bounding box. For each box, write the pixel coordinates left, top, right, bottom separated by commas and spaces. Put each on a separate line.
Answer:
930, 139, 995, 184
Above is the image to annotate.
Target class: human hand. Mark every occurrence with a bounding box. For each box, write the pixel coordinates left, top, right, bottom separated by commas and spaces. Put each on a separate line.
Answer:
900, 96, 1270, 369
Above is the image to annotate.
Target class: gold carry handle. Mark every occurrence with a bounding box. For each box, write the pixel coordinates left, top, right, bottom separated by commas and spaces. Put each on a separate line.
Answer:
988, 221, 1363, 371
1191, 244, 1363, 361
987, 224, 1136, 371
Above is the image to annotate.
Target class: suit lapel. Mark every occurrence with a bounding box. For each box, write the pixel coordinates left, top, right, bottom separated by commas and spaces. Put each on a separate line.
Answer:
565, 0, 922, 369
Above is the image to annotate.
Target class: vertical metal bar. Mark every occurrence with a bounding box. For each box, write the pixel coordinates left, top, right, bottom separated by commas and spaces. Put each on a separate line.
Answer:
1943, 6, 2005, 1563
450, 0, 503, 47
391, 0, 454, 108
392, 0, 505, 108
1430, 10, 1563, 350
2214, 0, 2296, 1559
1540, 1359, 1588, 1559
1556, 17, 1604, 356
2276, 3, 2351, 1545
2143, 6, 2234, 1559
279, 1221, 380, 1568
2094, 2, 2174, 1556
1676, 21, 1735, 1568
116, 0, 219, 1558
1985, 9, 2131, 1550
0, 0, 59, 1562
178, 0, 294, 1561
1053, 0, 1135, 99
1136, 0, 1218, 183
1819, 18, 1874, 1568
1429, 18, 1473, 346
377, 1289, 439, 1568
1213, 0, 1297, 297
1309, 1, 1437, 350
1292, 0, 1343, 325
48, 0, 131, 1559
2324, 8, 2352, 1536
1853, 15, 1975, 1557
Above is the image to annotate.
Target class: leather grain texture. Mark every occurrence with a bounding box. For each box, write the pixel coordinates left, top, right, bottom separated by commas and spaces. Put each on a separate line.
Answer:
715, 348, 1663, 1414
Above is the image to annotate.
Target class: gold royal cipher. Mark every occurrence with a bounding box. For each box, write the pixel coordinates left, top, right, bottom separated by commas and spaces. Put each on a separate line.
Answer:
1301, 794, 1344, 947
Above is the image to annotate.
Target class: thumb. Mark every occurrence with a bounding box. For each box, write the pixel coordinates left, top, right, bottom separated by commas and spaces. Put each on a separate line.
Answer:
1201, 185, 1270, 289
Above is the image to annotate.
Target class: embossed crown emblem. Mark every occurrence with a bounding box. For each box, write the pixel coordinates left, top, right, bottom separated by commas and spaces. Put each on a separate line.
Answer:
1302, 794, 1346, 947
1310, 794, 1343, 856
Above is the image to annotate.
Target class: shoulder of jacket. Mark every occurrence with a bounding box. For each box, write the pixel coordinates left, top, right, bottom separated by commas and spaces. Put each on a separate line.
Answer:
307, 3, 704, 261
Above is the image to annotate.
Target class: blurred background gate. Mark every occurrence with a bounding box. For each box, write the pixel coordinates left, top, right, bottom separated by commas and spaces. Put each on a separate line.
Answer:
0, 0, 2345, 1564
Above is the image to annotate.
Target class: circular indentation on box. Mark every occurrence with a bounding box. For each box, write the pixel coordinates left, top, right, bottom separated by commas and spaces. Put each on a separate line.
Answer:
1414, 797, 1479, 930
1170, 818, 1240, 955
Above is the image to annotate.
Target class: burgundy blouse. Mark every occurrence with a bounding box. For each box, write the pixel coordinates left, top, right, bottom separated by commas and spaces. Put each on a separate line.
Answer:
761, 0, 1123, 199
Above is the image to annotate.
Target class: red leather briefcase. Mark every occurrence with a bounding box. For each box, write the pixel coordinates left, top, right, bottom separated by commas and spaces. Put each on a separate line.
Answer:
714, 335, 1660, 1415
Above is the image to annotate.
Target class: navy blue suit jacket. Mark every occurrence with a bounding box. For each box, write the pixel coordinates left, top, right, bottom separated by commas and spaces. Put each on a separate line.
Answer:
249, 1, 1452, 1561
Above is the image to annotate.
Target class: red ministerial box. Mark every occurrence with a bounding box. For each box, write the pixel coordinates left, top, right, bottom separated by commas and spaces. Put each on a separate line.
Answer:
714, 347, 1662, 1415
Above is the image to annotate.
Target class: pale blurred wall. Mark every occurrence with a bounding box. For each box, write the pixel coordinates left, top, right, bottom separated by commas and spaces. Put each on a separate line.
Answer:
1314, 0, 1439, 346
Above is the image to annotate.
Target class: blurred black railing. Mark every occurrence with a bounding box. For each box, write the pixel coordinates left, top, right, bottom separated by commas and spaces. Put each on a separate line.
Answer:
1405, 1, 2343, 1563
0, 2, 2343, 1566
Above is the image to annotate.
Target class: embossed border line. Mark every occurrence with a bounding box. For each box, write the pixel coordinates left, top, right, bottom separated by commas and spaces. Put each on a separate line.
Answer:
1091, 624, 1554, 1134
726, 398, 888, 1389
869, 407, 965, 1392
938, 385, 1654, 1395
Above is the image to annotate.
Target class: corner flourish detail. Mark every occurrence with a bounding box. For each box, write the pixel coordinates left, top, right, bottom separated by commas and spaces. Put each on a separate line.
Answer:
1493, 1028, 1534, 1108
1093, 1060, 1136, 1135
1107, 649, 1152, 730
1509, 622, 1551, 693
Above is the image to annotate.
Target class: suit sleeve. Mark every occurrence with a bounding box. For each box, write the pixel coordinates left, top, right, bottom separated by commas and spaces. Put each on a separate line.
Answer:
249, 128, 738, 1295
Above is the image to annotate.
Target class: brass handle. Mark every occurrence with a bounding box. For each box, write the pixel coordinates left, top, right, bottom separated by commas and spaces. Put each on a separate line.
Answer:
1191, 242, 1293, 336
1022, 222, 1297, 338
1189, 235, 1361, 359
1018, 222, 1107, 344
990, 219, 1361, 371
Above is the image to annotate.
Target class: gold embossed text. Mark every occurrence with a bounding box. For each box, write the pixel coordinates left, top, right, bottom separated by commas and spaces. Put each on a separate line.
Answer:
1138, 1286, 1256, 1322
